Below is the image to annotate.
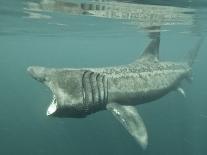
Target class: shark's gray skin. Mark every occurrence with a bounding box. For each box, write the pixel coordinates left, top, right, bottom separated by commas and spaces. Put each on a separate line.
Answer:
27, 37, 203, 149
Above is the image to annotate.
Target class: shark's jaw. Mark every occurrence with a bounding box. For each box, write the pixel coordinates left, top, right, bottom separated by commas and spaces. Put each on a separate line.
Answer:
47, 95, 57, 116
27, 66, 58, 116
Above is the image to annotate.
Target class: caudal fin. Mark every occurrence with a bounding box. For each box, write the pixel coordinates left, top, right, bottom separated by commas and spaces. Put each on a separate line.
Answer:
187, 37, 204, 67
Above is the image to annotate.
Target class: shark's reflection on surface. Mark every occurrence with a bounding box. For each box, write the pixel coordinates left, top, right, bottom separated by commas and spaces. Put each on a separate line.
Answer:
23, 0, 195, 34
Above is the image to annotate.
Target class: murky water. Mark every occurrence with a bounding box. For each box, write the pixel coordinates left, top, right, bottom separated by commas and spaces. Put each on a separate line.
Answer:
0, 0, 207, 155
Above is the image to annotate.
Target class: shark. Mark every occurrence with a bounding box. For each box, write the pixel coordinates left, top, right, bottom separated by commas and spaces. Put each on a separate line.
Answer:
27, 37, 203, 149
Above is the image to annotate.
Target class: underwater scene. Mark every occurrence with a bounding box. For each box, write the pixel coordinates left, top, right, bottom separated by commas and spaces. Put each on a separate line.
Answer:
0, 0, 207, 155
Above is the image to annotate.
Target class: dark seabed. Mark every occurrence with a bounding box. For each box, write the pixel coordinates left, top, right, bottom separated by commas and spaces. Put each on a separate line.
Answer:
0, 0, 207, 155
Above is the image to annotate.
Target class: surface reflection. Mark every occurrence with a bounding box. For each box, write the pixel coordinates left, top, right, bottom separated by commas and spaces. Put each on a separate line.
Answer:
23, 0, 195, 33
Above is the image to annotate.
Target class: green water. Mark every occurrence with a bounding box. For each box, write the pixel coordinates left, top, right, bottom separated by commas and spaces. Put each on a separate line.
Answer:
0, 0, 207, 154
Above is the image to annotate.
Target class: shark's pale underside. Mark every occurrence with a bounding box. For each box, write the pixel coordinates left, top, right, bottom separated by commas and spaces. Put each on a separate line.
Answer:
27, 37, 203, 149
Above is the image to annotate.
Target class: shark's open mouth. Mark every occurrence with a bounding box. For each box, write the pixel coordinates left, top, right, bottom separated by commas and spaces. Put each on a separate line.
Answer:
47, 95, 57, 116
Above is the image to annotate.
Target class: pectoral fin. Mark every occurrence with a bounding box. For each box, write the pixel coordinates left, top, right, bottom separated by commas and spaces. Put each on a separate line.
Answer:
177, 87, 186, 97
107, 103, 148, 149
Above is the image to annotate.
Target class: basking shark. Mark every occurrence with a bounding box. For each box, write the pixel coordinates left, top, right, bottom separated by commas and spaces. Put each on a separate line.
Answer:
27, 37, 203, 149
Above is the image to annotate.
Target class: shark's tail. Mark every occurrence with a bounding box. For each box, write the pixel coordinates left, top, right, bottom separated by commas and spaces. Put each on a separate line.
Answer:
187, 37, 204, 67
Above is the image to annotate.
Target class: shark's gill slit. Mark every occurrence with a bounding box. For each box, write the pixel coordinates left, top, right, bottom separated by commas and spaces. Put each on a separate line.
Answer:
92, 72, 100, 106
96, 73, 102, 104
82, 71, 88, 112
82, 71, 87, 104
89, 72, 95, 105
81, 70, 108, 113
97, 73, 104, 105
106, 78, 109, 104
103, 75, 108, 105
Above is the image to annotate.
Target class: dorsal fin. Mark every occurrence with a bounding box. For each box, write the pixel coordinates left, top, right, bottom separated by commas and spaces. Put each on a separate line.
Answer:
133, 29, 160, 64
140, 37, 160, 60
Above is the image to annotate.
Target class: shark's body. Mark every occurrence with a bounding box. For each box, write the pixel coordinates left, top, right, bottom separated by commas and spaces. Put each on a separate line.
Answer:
27, 37, 203, 149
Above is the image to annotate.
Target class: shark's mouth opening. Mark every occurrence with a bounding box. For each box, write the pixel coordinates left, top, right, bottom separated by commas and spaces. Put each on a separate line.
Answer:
47, 95, 57, 116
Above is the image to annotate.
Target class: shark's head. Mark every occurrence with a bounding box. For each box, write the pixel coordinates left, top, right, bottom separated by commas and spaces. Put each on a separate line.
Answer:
27, 66, 87, 118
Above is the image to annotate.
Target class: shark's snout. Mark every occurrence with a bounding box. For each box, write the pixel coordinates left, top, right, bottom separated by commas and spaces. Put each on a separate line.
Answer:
27, 66, 47, 83
27, 66, 58, 116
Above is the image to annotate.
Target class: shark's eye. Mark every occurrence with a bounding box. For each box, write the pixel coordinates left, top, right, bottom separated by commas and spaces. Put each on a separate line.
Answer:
40, 77, 46, 83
